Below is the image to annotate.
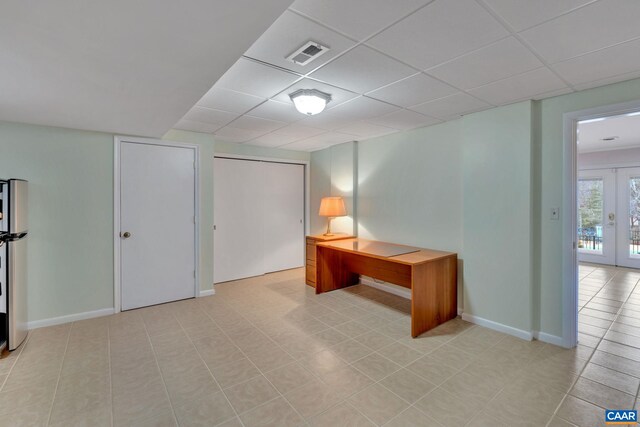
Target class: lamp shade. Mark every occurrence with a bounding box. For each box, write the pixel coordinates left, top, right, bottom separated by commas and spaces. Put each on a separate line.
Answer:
318, 197, 347, 217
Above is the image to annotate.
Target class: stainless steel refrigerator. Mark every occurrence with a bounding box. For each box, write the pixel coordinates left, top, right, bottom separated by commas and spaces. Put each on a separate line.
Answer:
0, 179, 28, 352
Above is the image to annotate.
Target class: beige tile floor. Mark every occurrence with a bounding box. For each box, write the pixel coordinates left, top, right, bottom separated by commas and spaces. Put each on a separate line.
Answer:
0, 264, 638, 426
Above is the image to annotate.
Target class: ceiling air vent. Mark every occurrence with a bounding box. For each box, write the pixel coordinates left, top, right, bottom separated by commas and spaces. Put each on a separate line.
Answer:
286, 41, 330, 66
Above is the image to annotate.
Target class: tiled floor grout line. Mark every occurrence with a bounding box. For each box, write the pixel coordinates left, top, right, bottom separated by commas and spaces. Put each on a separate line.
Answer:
196, 306, 313, 427
44, 324, 72, 426
0, 334, 28, 392
547, 267, 640, 426
140, 315, 181, 427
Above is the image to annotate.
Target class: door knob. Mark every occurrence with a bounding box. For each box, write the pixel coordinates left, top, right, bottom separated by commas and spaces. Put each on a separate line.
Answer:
121, 231, 131, 238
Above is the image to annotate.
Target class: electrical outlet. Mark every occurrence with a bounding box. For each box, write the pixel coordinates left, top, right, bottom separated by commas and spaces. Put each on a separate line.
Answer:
551, 207, 560, 220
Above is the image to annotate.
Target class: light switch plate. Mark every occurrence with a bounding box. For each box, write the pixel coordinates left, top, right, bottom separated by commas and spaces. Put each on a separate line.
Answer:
551, 207, 560, 220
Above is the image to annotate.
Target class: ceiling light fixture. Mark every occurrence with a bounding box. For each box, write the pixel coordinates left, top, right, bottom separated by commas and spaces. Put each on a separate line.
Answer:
289, 89, 332, 116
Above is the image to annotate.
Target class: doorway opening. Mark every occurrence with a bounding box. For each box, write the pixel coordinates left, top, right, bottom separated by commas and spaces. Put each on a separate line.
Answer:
565, 102, 640, 348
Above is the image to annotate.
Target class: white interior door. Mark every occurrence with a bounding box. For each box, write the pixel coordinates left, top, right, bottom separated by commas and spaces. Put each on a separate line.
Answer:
213, 158, 264, 283
578, 169, 616, 265
263, 162, 305, 272
213, 158, 305, 283
120, 142, 196, 310
616, 167, 640, 268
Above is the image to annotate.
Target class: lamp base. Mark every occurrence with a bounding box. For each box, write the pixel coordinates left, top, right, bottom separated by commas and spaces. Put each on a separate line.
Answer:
322, 233, 335, 237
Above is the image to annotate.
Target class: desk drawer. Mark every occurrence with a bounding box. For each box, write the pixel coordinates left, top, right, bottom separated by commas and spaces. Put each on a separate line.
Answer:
306, 265, 316, 283
306, 244, 316, 261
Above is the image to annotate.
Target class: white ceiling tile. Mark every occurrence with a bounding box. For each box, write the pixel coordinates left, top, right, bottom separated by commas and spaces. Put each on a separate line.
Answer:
309, 45, 416, 94
281, 131, 355, 151
573, 70, 640, 92
273, 123, 327, 139
532, 87, 574, 100
229, 115, 287, 133
519, 0, 640, 64
247, 100, 305, 123
246, 132, 301, 148
427, 37, 543, 90
214, 126, 266, 143
173, 119, 220, 134
244, 11, 356, 74
215, 58, 301, 98
271, 78, 359, 107
367, 0, 508, 70
409, 92, 491, 120
182, 106, 237, 126
196, 87, 265, 114
366, 73, 457, 107
468, 67, 568, 105
299, 109, 353, 130
335, 121, 397, 138
290, 0, 430, 40
552, 38, 640, 86
327, 96, 400, 121
481, 0, 596, 32
367, 109, 442, 130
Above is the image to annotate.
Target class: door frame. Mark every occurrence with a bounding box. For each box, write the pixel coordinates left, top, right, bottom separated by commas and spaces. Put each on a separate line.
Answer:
212, 154, 310, 283
114, 136, 200, 314
563, 99, 640, 348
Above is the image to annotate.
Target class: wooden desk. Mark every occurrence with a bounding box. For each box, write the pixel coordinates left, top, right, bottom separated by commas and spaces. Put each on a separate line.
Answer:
316, 238, 457, 338
305, 234, 354, 287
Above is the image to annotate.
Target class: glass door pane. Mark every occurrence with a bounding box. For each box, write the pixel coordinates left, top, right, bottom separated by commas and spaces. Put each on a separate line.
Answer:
628, 176, 640, 258
578, 178, 604, 254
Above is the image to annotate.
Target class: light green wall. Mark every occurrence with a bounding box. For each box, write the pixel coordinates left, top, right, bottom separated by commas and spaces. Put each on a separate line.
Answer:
0, 122, 306, 323
310, 77, 640, 340
357, 120, 462, 253
461, 102, 533, 331
0, 121, 114, 322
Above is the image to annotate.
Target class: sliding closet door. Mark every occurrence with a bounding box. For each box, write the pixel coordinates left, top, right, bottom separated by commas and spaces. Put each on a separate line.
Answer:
213, 158, 264, 283
263, 162, 305, 272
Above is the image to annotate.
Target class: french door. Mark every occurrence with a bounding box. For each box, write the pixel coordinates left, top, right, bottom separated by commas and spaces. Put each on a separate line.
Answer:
578, 167, 640, 268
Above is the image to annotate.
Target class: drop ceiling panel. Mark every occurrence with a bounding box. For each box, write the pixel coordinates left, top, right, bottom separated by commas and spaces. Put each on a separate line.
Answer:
367, 109, 441, 130
299, 110, 353, 130
367, 0, 509, 70
0, 0, 292, 137
247, 132, 301, 148
271, 78, 359, 107
519, 0, 640, 64
244, 10, 356, 74
481, 0, 596, 32
552, 38, 640, 86
309, 45, 416, 94
409, 92, 491, 120
229, 115, 287, 133
327, 96, 400, 121
290, 0, 431, 41
197, 87, 265, 114
468, 67, 568, 105
214, 126, 267, 143
174, 119, 221, 134
573, 70, 640, 92
427, 37, 543, 90
281, 131, 355, 151
216, 58, 301, 98
366, 73, 457, 107
336, 121, 397, 138
273, 123, 327, 139
183, 107, 238, 126
247, 100, 306, 123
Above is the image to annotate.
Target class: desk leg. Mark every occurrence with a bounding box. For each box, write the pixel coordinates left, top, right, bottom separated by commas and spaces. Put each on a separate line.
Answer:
316, 246, 359, 294
411, 256, 457, 337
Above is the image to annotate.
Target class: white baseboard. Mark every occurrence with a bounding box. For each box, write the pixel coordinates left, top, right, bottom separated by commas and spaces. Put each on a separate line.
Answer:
360, 277, 411, 299
533, 331, 566, 347
199, 289, 215, 297
27, 307, 115, 330
461, 313, 534, 341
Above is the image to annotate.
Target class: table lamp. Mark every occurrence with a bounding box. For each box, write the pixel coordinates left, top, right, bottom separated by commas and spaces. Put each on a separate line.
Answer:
319, 196, 347, 236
